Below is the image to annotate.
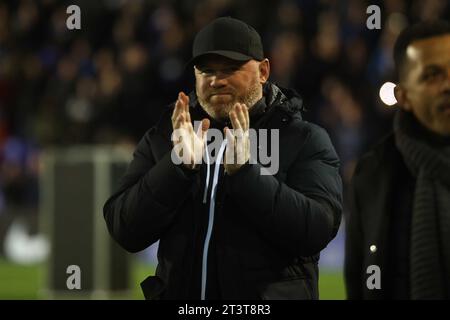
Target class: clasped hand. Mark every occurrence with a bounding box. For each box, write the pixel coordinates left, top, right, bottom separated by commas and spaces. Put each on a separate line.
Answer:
171, 92, 250, 175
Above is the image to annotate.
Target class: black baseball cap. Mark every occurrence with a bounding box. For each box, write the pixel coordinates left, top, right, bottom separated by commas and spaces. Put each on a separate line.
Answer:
188, 17, 264, 67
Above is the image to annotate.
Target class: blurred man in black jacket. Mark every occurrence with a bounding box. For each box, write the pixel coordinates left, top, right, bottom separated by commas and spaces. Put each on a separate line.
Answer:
345, 20, 450, 299
104, 17, 342, 300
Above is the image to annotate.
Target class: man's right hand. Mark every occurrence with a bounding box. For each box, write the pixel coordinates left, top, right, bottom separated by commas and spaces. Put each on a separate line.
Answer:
171, 92, 210, 170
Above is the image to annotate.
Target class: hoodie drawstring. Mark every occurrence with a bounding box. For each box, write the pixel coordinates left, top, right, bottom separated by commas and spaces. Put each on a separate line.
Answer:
202, 142, 211, 204
200, 138, 227, 300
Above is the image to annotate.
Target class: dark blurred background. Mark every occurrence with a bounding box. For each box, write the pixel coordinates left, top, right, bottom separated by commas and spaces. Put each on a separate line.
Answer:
0, 0, 448, 299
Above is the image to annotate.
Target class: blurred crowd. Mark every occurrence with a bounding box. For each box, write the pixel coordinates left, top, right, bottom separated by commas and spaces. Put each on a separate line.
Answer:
0, 0, 449, 252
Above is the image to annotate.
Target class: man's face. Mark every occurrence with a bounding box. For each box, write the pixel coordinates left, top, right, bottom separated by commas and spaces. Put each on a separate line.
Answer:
396, 34, 450, 136
194, 55, 269, 121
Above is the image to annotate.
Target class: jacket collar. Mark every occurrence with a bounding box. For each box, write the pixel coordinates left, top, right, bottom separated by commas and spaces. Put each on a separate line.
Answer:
187, 82, 304, 125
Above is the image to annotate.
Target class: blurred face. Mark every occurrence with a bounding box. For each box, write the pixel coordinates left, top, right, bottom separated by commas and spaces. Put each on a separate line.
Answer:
195, 55, 270, 121
395, 34, 450, 136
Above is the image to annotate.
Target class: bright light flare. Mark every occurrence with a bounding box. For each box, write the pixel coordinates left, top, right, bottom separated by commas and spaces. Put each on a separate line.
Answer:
379, 82, 397, 106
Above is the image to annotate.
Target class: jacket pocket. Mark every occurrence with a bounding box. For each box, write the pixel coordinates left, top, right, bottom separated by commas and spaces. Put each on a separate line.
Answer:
259, 278, 313, 300
140, 276, 166, 300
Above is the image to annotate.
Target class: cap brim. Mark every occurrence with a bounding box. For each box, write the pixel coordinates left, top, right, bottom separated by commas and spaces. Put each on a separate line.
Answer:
185, 50, 253, 70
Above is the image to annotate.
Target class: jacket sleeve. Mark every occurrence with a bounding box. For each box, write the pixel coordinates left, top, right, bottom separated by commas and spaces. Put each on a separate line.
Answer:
225, 123, 343, 257
344, 162, 365, 300
103, 129, 197, 253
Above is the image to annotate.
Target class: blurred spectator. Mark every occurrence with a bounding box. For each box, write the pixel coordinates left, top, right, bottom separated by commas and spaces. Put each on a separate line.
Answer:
317, 77, 366, 188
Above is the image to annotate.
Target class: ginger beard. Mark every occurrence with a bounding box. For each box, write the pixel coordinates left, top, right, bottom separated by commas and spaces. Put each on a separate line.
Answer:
196, 78, 262, 122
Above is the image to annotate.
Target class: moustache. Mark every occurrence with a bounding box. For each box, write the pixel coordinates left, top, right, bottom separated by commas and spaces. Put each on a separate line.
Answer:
208, 91, 234, 98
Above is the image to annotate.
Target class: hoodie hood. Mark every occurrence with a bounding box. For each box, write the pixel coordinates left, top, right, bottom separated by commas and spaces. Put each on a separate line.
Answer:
262, 81, 304, 118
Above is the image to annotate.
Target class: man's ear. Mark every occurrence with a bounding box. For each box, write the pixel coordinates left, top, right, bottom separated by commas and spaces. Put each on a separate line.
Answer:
394, 84, 412, 111
259, 59, 270, 84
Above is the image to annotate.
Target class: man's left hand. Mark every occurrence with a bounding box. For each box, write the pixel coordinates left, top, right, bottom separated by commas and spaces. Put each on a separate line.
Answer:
224, 103, 250, 175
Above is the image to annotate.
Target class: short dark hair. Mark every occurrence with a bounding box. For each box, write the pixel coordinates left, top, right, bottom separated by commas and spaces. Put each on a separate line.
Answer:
393, 20, 450, 79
